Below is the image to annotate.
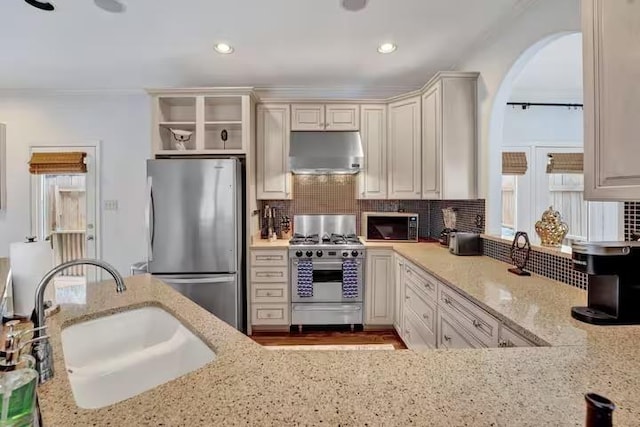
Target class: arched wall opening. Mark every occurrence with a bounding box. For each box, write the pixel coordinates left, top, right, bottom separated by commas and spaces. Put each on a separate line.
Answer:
485, 31, 579, 236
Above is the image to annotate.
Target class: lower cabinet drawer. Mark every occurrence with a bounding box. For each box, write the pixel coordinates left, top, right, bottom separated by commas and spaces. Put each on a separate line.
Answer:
251, 249, 288, 267
438, 284, 500, 347
404, 262, 437, 301
499, 325, 537, 348
437, 309, 485, 349
250, 266, 288, 283
252, 304, 290, 325
405, 282, 437, 337
250, 283, 289, 303
403, 309, 436, 350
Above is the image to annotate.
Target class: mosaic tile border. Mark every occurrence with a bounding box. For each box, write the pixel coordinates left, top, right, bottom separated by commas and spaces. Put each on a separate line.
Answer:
624, 201, 640, 241
482, 238, 588, 290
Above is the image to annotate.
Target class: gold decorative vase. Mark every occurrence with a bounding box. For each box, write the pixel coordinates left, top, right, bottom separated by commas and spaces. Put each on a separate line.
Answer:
535, 206, 569, 247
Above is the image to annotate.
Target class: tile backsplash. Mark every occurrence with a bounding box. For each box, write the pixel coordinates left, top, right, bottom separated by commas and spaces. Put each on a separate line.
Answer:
482, 238, 588, 290
624, 202, 640, 240
259, 175, 485, 238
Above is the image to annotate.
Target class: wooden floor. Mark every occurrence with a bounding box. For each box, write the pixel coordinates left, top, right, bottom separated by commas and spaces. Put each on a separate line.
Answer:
251, 327, 407, 350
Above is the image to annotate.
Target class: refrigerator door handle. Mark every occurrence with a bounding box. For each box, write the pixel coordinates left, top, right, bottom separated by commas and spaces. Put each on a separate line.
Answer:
145, 176, 154, 261
158, 276, 235, 285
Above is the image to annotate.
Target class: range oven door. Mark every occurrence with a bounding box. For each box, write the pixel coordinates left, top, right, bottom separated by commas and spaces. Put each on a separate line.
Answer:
291, 259, 363, 303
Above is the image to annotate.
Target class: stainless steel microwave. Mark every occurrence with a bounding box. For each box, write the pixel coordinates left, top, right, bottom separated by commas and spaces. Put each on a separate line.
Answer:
362, 212, 419, 242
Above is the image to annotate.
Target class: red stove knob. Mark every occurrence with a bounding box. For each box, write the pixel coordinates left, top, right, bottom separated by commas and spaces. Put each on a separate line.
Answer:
342, 251, 349, 258
351, 250, 359, 257
316, 251, 323, 257
305, 251, 313, 257
295, 251, 303, 257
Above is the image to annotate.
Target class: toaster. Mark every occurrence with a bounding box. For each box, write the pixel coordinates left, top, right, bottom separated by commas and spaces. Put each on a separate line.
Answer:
449, 232, 482, 256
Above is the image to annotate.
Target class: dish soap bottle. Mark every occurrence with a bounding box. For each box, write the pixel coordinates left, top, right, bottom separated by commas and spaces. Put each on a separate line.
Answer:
0, 323, 47, 427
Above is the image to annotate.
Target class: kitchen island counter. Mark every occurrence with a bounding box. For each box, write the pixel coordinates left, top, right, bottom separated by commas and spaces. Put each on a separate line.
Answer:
38, 245, 640, 426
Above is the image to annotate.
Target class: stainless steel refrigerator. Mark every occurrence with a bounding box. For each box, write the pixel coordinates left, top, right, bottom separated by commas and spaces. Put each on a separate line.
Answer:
146, 158, 244, 331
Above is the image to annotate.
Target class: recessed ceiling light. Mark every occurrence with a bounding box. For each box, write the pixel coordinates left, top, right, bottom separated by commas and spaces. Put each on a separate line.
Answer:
214, 43, 234, 54
341, 0, 368, 12
377, 43, 397, 54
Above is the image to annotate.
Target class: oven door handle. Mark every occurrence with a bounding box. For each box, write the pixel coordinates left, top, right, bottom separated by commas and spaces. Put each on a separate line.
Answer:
291, 305, 362, 312
291, 260, 360, 268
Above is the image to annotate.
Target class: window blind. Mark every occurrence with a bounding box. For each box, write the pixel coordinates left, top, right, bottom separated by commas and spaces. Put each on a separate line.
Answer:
546, 153, 583, 174
502, 152, 527, 175
29, 152, 87, 175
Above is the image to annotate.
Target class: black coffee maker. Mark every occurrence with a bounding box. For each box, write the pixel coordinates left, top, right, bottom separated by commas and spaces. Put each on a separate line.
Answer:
571, 241, 640, 325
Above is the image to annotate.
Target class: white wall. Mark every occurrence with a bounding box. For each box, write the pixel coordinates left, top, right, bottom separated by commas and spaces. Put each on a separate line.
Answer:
0, 92, 150, 274
455, 0, 581, 235
502, 106, 583, 146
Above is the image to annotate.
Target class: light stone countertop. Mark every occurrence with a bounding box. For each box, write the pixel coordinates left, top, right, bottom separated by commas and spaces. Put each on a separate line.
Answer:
37, 245, 640, 426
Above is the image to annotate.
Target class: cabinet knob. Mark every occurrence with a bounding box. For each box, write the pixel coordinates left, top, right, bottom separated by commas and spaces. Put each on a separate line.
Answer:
444, 335, 452, 342
266, 292, 272, 297
266, 313, 273, 318
422, 313, 429, 320
472, 319, 481, 328
405, 295, 410, 300
444, 297, 452, 305
405, 329, 411, 336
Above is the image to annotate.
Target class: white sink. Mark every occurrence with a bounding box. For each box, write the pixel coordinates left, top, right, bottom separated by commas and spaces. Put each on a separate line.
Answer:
61, 306, 216, 409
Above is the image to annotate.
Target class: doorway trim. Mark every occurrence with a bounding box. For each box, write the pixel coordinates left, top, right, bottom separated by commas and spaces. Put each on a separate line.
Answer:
29, 140, 102, 262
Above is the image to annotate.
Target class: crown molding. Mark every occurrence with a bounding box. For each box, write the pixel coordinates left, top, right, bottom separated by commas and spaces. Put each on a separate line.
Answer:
0, 88, 146, 96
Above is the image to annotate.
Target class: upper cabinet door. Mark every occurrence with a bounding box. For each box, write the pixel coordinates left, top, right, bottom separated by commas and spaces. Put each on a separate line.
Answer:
358, 105, 387, 199
388, 97, 422, 199
421, 83, 441, 199
583, 0, 640, 200
325, 104, 360, 131
291, 104, 325, 131
257, 104, 292, 200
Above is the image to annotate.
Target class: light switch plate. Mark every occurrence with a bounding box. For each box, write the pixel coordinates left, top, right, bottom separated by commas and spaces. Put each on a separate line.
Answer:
104, 200, 119, 211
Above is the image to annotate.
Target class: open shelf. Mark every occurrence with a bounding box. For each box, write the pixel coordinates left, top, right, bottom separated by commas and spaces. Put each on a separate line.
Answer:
158, 97, 196, 122
159, 125, 197, 152
151, 92, 249, 155
204, 97, 242, 122
204, 122, 242, 150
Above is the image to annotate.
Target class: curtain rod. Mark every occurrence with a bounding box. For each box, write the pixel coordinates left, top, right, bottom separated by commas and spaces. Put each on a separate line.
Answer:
507, 102, 583, 109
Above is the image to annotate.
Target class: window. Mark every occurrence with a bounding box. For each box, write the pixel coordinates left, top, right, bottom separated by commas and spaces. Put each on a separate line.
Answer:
501, 175, 516, 237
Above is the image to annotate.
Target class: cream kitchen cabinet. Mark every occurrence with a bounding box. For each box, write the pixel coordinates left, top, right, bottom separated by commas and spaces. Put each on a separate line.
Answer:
394, 253, 538, 350
364, 249, 394, 325
499, 324, 536, 348
148, 89, 253, 156
357, 105, 387, 199
421, 72, 478, 200
387, 96, 422, 199
257, 104, 292, 200
393, 254, 405, 335
291, 104, 360, 131
583, 0, 640, 200
249, 249, 290, 327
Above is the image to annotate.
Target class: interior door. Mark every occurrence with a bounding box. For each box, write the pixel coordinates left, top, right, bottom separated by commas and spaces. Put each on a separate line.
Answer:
31, 145, 99, 296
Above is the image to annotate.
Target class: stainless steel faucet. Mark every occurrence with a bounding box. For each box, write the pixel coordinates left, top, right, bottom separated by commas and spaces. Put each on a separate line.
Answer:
32, 258, 127, 384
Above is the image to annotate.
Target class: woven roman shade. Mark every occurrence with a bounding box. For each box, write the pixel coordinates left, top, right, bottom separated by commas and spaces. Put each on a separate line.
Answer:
546, 153, 583, 174
502, 152, 528, 175
29, 152, 87, 175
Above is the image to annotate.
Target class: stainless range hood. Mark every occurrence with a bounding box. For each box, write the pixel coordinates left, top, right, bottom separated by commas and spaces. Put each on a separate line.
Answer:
289, 131, 364, 174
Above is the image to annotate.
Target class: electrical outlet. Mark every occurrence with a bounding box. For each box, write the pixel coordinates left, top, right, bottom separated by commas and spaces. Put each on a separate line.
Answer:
104, 200, 119, 211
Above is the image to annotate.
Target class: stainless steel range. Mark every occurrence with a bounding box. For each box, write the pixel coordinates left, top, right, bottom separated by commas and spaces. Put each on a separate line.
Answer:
289, 215, 365, 328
